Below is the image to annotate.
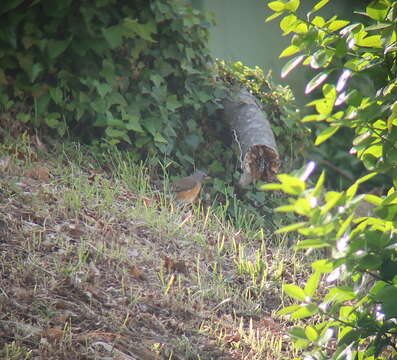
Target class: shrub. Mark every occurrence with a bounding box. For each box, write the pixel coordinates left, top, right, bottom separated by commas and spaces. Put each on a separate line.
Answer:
265, 0, 397, 358
0, 0, 219, 163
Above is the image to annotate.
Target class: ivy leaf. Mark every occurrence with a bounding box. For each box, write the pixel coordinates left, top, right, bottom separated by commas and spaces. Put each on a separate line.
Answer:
123, 19, 156, 42
102, 24, 124, 48
47, 38, 71, 59
281, 54, 305, 78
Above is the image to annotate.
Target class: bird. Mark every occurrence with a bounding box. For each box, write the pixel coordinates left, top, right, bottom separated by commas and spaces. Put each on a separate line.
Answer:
170, 170, 210, 204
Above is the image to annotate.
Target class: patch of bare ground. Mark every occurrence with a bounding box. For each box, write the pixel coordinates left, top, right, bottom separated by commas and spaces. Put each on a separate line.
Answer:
0, 136, 308, 359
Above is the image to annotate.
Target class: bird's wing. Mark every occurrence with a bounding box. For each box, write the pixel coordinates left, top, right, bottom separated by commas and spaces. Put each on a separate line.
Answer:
171, 177, 198, 193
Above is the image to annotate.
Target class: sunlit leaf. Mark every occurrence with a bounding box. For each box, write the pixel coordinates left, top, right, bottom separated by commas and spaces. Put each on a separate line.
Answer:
315, 126, 340, 145
267, 1, 285, 11
279, 45, 301, 58
366, 0, 389, 21
305, 325, 319, 342
280, 14, 299, 35
328, 20, 350, 32
281, 55, 305, 78
305, 271, 321, 297
285, 0, 300, 12
312, 0, 331, 13
312, 259, 334, 273
284, 284, 306, 301
305, 70, 332, 94
356, 35, 383, 48
275, 222, 307, 234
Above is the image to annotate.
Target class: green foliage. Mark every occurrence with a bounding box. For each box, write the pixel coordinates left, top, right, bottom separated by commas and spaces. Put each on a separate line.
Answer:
266, 0, 397, 358
0, 0, 219, 164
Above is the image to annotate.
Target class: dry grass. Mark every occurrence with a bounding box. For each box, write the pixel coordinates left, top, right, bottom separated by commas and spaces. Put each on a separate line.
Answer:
0, 134, 311, 359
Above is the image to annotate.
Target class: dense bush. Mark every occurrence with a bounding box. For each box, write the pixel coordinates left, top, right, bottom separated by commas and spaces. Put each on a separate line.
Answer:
0, 0, 220, 164
266, 0, 397, 359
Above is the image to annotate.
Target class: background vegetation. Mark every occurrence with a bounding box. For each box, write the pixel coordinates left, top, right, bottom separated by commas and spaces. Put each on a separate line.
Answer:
265, 0, 397, 359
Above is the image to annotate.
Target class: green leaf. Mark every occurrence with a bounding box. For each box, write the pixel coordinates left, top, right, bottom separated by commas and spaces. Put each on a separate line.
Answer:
49, 87, 63, 104
315, 126, 340, 145
105, 127, 127, 138
279, 45, 300, 58
284, 284, 306, 301
366, 0, 389, 21
310, 49, 333, 69
281, 55, 305, 78
356, 35, 383, 48
305, 325, 318, 342
102, 24, 124, 48
123, 19, 156, 42
321, 191, 343, 214
275, 222, 307, 234
154, 132, 167, 143
280, 14, 299, 35
305, 271, 321, 297
45, 112, 61, 129
305, 70, 332, 94
312, 259, 334, 273
312, 0, 331, 13
291, 304, 319, 319
284, 0, 300, 12
265, 11, 283, 22
277, 305, 301, 316
328, 19, 350, 32
289, 327, 307, 340
313, 171, 325, 197
267, 1, 285, 11
47, 38, 70, 59
325, 286, 356, 304
277, 174, 306, 195
295, 239, 329, 249
30, 63, 43, 82
339, 329, 360, 345
358, 254, 382, 270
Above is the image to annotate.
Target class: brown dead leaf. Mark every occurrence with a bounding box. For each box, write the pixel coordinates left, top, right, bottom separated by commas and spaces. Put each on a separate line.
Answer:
25, 164, 50, 182
163, 256, 189, 275
41, 327, 65, 341
130, 264, 147, 281
12, 287, 34, 301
